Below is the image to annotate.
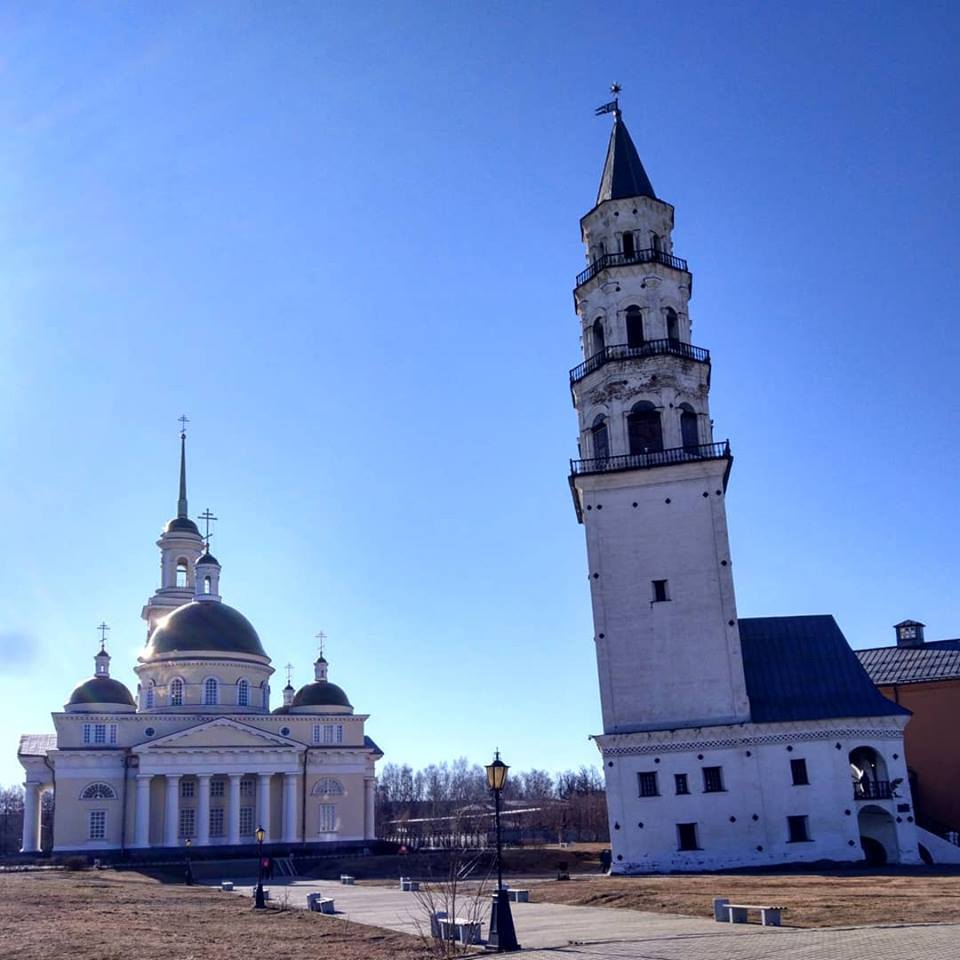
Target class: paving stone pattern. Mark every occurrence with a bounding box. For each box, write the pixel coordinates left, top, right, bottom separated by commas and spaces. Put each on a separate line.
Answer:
237, 880, 960, 959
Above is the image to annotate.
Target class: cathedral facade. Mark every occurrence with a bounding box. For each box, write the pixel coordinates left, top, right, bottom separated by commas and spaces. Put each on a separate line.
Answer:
569, 101, 929, 871
18, 434, 381, 855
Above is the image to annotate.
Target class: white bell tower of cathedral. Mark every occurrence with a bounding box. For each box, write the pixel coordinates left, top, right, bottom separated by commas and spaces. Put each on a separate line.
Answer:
570, 98, 750, 734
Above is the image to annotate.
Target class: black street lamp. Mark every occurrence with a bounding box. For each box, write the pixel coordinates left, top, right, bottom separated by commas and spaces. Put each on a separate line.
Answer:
184, 837, 193, 886
254, 825, 266, 909
485, 750, 520, 952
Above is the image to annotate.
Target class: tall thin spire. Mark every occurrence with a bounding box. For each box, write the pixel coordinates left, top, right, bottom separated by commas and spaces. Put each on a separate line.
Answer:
595, 101, 656, 204
177, 416, 189, 519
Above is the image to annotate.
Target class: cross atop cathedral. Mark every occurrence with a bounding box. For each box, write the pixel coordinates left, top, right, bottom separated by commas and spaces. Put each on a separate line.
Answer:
178, 414, 190, 438
198, 508, 218, 545
285, 663, 294, 686
315, 631, 327, 660
97, 621, 110, 651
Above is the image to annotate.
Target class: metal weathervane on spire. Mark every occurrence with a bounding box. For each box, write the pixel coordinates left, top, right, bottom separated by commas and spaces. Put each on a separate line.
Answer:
595, 82, 622, 118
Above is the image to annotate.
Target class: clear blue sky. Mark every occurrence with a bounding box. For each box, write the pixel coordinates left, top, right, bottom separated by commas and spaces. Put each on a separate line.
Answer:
1, 2, 958, 788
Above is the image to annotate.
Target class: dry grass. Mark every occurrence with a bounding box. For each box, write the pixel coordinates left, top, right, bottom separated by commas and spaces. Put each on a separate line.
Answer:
0, 870, 432, 960
529, 871, 960, 928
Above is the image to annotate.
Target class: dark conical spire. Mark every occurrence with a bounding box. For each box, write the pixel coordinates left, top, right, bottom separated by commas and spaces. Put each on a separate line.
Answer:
177, 429, 188, 518
597, 111, 656, 204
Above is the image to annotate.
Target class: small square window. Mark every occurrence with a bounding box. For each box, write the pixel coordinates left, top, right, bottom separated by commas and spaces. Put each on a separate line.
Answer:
702, 766, 724, 793
790, 758, 809, 786
210, 779, 225, 799
638, 771, 659, 797
240, 779, 256, 798
180, 780, 195, 799
787, 815, 810, 843
677, 822, 699, 851
652, 579, 669, 602
674, 773, 689, 795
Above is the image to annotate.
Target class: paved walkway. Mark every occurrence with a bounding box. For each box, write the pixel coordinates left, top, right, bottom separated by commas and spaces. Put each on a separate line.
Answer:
232, 880, 960, 959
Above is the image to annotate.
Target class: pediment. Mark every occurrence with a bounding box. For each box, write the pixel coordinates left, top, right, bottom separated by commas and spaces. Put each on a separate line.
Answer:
135, 717, 300, 752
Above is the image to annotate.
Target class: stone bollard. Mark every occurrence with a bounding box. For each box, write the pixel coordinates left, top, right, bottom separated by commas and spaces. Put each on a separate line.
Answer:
713, 897, 730, 922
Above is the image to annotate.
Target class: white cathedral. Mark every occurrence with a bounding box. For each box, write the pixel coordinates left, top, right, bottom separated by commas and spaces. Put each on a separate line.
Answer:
18, 434, 381, 855
569, 100, 939, 871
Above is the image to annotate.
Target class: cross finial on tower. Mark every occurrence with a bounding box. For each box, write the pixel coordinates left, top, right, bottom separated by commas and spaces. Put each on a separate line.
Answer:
97, 621, 110, 651
285, 663, 294, 686
178, 414, 190, 438
198, 508, 218, 546
315, 631, 327, 660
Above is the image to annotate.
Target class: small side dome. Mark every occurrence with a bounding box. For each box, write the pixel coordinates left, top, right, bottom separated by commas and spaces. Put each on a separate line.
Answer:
196, 552, 220, 567
272, 704, 292, 715
66, 677, 136, 712
164, 516, 201, 535
291, 681, 352, 711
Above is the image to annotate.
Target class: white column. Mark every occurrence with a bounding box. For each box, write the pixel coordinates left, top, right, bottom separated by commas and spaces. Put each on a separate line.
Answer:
133, 775, 152, 847
364, 778, 376, 840
196, 774, 211, 846
282, 773, 299, 843
20, 782, 41, 853
163, 775, 180, 847
228, 774, 242, 845
257, 774, 272, 843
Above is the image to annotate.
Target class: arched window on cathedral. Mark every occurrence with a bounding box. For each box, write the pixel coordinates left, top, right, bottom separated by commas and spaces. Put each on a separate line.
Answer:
679, 404, 699, 451
627, 401, 663, 456
311, 777, 345, 797
203, 576, 212, 595
145, 680, 156, 710
80, 782, 117, 800
592, 318, 605, 355
261, 682, 269, 709
591, 415, 610, 461
665, 307, 680, 343
176, 559, 189, 589
237, 679, 249, 707
170, 677, 184, 706
622, 231, 635, 257
203, 677, 218, 706
625, 305, 644, 348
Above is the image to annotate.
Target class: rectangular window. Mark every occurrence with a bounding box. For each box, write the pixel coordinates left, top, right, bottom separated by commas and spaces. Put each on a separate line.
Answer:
210, 779, 225, 799
89, 810, 106, 840
677, 822, 699, 851
109, 725, 117, 745
335, 724, 343, 744
313, 724, 322, 744
702, 766, 724, 793
674, 773, 689, 795
787, 815, 810, 843
318, 803, 337, 833
323, 724, 334, 744
637, 771, 659, 797
790, 758, 809, 786
180, 780, 195, 800
652, 579, 669, 602
178, 808, 195, 839
209, 808, 225, 838
83, 724, 92, 745
240, 779, 255, 798
94, 724, 106, 745
239, 807, 254, 836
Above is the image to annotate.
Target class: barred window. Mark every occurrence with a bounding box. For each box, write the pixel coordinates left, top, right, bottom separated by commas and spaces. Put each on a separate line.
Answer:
170, 678, 184, 706
145, 682, 155, 709
81, 782, 117, 800
181, 780, 195, 799
93, 724, 106, 745
179, 808, 195, 839
203, 678, 218, 705
261, 683, 269, 709
237, 679, 249, 707
239, 807, 255, 836
83, 724, 92, 745
109, 725, 117, 745
702, 766, 724, 793
209, 808, 225, 837
674, 774, 689, 796
318, 803, 336, 832
638, 771, 659, 797
88, 810, 106, 840
240, 779, 255, 798
210, 779, 225, 799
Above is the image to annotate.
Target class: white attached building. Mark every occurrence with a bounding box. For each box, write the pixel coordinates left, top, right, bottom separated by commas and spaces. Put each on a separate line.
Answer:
18, 432, 381, 856
569, 103, 928, 871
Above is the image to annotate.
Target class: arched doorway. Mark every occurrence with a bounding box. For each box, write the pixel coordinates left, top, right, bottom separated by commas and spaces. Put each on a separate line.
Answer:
627, 402, 663, 456
858, 805, 898, 865
850, 747, 890, 800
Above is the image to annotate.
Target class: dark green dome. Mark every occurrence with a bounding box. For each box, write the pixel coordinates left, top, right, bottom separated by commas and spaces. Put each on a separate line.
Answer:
291, 681, 352, 709
164, 516, 200, 535
67, 676, 136, 708
144, 601, 268, 660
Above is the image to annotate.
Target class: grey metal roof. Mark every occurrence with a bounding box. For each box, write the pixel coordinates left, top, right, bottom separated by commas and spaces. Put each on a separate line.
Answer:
291, 680, 352, 709
739, 615, 909, 723
18, 734, 56, 757
856, 640, 960, 685
143, 600, 267, 660
67, 676, 136, 707
597, 113, 656, 203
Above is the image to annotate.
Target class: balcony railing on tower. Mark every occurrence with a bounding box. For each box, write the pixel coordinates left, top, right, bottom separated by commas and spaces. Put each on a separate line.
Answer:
853, 780, 893, 801
576, 248, 689, 288
570, 339, 710, 385
571, 440, 731, 477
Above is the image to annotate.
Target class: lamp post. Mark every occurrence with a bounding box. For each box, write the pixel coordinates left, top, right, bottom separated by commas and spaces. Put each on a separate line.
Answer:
485, 750, 520, 952
184, 837, 193, 886
254, 825, 266, 909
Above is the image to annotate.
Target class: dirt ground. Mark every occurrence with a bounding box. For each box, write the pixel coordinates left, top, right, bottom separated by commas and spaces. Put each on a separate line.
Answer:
0, 870, 432, 960
528, 870, 960, 928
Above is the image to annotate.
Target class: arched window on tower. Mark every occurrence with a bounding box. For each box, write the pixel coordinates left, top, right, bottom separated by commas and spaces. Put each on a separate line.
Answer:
591, 415, 610, 461
592, 318, 605, 355
651, 232, 662, 252
679, 404, 700, 451
237, 679, 249, 707
145, 680, 156, 710
627, 401, 663, 456
203, 576, 212, 595
625, 305, 644, 348
261, 682, 269, 709
622, 231, 635, 257
170, 678, 184, 706
666, 308, 680, 343
203, 677, 218, 706
176, 559, 189, 589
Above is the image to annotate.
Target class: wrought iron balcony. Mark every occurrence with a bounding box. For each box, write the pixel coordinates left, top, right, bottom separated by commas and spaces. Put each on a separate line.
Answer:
570, 340, 710, 385
576, 248, 689, 288
571, 441, 731, 477
853, 780, 893, 801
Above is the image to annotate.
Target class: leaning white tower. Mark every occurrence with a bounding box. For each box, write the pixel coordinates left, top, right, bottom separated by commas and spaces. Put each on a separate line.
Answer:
570, 102, 750, 735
